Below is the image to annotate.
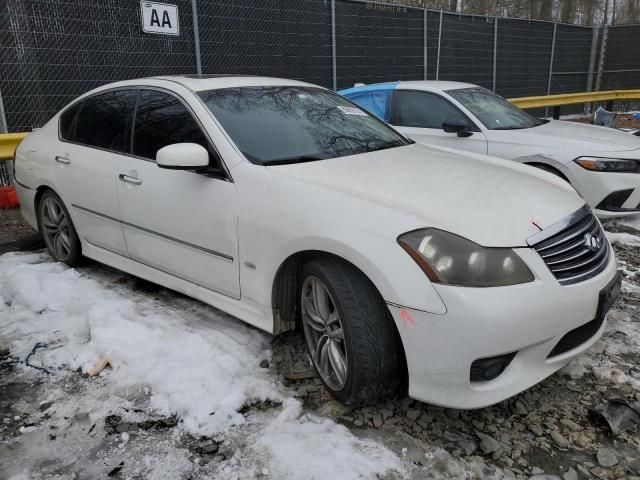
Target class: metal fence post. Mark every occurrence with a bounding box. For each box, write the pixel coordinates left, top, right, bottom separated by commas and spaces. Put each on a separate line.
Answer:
423, 8, 427, 80
0, 88, 7, 134
492, 17, 498, 92
436, 10, 442, 80
191, 0, 202, 75
586, 27, 599, 92
545, 22, 557, 117
331, 0, 337, 90
585, 26, 600, 115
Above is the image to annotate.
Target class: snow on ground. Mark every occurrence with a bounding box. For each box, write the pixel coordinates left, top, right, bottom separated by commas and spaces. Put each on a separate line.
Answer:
0, 251, 281, 436
214, 398, 405, 479
605, 230, 640, 247
612, 215, 640, 233
0, 252, 407, 479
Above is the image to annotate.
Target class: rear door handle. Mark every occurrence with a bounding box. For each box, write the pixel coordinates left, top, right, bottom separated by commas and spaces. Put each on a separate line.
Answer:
119, 173, 142, 185
55, 156, 71, 164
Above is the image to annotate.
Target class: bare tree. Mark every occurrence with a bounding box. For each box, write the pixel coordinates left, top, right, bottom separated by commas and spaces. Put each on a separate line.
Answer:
539, 0, 554, 20
561, 0, 575, 22
394, 0, 613, 25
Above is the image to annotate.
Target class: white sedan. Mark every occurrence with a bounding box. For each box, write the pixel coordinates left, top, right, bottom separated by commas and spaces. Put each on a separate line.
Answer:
339, 81, 640, 218
14, 75, 621, 409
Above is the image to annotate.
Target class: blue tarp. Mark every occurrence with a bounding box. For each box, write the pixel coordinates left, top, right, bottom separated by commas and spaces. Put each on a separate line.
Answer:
338, 82, 399, 122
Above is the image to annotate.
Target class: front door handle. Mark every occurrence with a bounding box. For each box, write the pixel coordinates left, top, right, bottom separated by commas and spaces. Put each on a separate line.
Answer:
119, 173, 142, 185
55, 156, 71, 164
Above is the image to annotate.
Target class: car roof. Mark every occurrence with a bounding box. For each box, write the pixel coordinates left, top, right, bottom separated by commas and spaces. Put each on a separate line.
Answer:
81, 75, 321, 98
339, 80, 477, 95
150, 74, 318, 91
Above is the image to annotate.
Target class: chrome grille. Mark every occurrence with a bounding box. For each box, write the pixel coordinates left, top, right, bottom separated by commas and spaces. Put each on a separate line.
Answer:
528, 205, 610, 285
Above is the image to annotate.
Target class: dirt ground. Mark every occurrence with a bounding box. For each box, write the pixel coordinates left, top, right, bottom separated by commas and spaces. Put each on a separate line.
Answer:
1, 208, 639, 479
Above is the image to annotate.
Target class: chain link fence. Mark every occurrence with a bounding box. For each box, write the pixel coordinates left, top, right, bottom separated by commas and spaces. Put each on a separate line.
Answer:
1, 0, 639, 132
600, 24, 640, 91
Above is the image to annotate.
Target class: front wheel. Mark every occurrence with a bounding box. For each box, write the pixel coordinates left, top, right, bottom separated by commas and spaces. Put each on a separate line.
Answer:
300, 257, 406, 405
37, 190, 82, 266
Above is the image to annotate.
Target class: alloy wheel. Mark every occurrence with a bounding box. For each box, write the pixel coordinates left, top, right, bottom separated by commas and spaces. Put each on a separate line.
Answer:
301, 276, 348, 391
40, 196, 72, 261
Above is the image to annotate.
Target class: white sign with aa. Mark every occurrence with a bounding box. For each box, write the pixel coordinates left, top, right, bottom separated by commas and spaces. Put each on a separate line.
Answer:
141, 1, 179, 36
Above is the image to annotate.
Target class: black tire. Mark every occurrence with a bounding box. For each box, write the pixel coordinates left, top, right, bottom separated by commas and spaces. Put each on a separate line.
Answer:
300, 256, 406, 406
37, 190, 82, 267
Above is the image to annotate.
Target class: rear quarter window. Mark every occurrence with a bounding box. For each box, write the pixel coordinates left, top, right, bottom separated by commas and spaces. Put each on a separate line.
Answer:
59, 102, 81, 141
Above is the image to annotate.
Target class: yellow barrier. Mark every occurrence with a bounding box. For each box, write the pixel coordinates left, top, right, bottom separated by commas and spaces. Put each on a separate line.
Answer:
509, 89, 640, 111
0, 133, 28, 161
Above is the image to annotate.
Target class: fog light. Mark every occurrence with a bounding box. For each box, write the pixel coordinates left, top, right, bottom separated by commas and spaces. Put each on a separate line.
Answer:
470, 352, 517, 382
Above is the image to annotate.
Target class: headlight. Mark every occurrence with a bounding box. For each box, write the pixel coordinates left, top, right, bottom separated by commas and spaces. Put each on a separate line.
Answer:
397, 228, 534, 287
574, 156, 640, 173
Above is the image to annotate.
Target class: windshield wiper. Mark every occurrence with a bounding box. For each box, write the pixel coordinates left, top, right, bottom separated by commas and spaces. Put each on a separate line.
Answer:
493, 119, 549, 130
354, 140, 408, 155
262, 155, 327, 166
492, 126, 526, 130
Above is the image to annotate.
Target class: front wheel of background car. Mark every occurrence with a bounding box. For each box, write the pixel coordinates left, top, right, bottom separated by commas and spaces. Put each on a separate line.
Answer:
300, 257, 406, 406
529, 163, 571, 183
37, 190, 82, 267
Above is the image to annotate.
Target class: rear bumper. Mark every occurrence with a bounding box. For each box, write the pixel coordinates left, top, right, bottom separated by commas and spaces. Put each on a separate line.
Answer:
389, 247, 618, 409
14, 179, 38, 230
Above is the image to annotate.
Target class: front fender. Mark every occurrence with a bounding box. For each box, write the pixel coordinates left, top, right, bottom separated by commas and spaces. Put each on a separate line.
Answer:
264, 235, 447, 315
512, 154, 575, 184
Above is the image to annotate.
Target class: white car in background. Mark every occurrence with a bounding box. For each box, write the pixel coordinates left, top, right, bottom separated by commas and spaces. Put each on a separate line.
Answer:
14, 75, 620, 409
339, 81, 640, 218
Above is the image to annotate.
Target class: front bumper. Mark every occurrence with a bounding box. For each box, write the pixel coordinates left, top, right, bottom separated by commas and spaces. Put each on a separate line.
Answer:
567, 162, 640, 218
389, 247, 618, 409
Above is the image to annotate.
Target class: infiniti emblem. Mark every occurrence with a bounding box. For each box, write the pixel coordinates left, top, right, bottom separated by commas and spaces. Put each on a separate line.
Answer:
584, 233, 601, 252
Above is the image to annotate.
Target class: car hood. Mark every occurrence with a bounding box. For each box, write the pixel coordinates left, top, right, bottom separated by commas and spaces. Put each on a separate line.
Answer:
506, 120, 640, 154
267, 143, 585, 247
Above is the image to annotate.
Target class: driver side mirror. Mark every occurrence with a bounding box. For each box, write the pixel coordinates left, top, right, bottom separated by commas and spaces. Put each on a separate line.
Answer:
442, 119, 473, 138
156, 143, 209, 170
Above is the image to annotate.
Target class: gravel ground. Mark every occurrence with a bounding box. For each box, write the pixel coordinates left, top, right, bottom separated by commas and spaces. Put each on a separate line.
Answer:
1, 215, 639, 479
0, 208, 34, 244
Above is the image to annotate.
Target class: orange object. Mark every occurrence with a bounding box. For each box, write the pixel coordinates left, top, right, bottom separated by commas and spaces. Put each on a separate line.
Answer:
0, 186, 19, 208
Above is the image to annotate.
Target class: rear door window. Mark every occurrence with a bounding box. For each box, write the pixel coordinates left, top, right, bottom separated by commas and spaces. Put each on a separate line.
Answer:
74, 90, 136, 152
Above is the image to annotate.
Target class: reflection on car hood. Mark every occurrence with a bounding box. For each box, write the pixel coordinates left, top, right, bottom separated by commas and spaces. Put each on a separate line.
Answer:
510, 120, 640, 153
268, 142, 585, 247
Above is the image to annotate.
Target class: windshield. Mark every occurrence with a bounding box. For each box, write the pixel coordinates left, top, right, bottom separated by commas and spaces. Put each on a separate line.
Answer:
198, 86, 410, 165
447, 87, 547, 130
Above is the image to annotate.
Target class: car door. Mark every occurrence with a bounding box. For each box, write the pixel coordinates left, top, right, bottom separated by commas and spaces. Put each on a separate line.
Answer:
116, 88, 240, 299
54, 89, 136, 256
390, 90, 488, 154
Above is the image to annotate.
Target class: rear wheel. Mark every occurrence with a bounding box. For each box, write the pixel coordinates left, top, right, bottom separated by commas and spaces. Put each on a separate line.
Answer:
300, 257, 406, 405
37, 190, 82, 266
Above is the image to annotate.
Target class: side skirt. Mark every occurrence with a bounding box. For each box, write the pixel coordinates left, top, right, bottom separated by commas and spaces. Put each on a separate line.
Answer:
81, 239, 274, 334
